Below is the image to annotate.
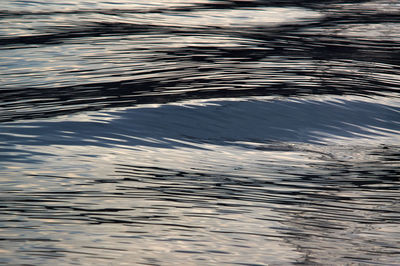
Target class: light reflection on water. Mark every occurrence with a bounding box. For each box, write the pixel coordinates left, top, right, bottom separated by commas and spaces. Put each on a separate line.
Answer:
1, 146, 399, 265
1, 95, 400, 265
1, 0, 400, 264
1, 147, 399, 265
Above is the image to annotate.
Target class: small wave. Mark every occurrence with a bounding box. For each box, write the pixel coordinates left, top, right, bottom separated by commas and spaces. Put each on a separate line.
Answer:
1, 95, 398, 161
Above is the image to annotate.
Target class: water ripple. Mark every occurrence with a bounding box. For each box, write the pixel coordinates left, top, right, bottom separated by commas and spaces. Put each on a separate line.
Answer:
1, 0, 400, 265
1, 1, 400, 121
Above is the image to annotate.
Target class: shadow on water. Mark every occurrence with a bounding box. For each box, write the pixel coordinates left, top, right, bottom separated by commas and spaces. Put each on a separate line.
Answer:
1, 96, 399, 163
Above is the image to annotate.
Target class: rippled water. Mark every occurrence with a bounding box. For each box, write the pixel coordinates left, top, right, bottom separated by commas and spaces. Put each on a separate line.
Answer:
1, 0, 400, 265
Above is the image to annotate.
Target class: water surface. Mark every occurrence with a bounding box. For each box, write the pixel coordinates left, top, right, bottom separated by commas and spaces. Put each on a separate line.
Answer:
1, 0, 400, 265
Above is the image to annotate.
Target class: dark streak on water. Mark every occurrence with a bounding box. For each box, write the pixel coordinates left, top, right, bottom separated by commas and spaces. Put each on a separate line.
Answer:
0, 0, 400, 265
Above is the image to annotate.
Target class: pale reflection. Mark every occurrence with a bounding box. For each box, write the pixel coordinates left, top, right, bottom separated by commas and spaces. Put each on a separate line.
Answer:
2, 0, 212, 12
124, 7, 323, 28
303, 23, 400, 41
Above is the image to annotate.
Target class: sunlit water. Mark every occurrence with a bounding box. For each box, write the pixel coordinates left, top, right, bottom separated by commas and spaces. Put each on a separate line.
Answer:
1, 0, 400, 265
